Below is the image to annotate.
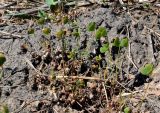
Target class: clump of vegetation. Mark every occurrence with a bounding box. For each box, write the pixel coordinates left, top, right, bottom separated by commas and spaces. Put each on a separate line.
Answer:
0, 105, 9, 113
124, 107, 131, 113
139, 63, 153, 76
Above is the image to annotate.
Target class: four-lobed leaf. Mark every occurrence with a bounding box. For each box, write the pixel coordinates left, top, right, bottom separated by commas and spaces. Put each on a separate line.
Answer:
139, 63, 153, 76
87, 22, 96, 32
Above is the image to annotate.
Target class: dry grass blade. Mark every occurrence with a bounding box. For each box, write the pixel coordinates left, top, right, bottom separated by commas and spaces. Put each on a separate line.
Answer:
0, 30, 23, 38
56, 75, 103, 80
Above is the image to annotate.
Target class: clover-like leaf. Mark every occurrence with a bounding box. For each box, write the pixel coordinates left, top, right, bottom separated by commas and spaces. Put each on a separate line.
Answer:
0, 52, 6, 67
124, 107, 131, 113
112, 37, 120, 47
96, 27, 107, 39
27, 28, 35, 34
139, 63, 154, 76
120, 37, 128, 47
42, 28, 51, 35
87, 22, 96, 32
100, 43, 109, 53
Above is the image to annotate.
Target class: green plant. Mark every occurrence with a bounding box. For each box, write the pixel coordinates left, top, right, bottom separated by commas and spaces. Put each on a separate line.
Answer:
87, 22, 96, 32
112, 37, 129, 48
67, 50, 76, 60
124, 107, 131, 113
42, 27, 51, 35
112, 37, 120, 47
38, 10, 48, 19
120, 37, 128, 47
96, 27, 107, 40
100, 43, 109, 53
0, 105, 9, 113
139, 63, 153, 76
56, 29, 66, 39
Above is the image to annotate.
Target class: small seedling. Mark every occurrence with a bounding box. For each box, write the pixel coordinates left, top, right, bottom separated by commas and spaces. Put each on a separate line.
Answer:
42, 28, 51, 35
67, 51, 76, 60
112, 37, 128, 48
95, 55, 102, 62
139, 63, 153, 76
120, 37, 128, 47
100, 43, 109, 53
87, 22, 96, 32
0, 52, 6, 67
96, 27, 107, 40
56, 29, 66, 39
27, 28, 35, 34
124, 107, 131, 113
112, 37, 120, 47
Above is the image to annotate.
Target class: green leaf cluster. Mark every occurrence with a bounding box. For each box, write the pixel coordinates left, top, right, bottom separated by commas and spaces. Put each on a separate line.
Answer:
124, 107, 131, 113
0, 105, 9, 113
100, 43, 109, 53
139, 63, 153, 76
42, 28, 51, 35
87, 22, 96, 32
112, 37, 128, 48
96, 27, 107, 39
